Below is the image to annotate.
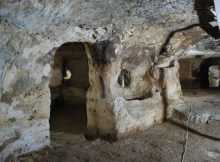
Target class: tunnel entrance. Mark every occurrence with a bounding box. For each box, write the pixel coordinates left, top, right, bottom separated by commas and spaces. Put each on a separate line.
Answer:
178, 57, 220, 122
179, 57, 220, 90
49, 42, 89, 134
179, 56, 220, 97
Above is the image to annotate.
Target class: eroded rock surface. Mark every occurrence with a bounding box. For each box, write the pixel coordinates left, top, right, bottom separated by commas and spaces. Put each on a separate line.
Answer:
0, 0, 219, 161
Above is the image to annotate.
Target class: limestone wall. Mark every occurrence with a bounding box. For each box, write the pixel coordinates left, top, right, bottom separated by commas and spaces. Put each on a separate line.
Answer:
0, 0, 214, 160
84, 27, 185, 138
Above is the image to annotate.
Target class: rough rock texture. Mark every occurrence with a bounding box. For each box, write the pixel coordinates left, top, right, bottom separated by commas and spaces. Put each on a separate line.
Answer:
8, 120, 220, 162
209, 65, 220, 87
175, 90, 220, 124
0, 0, 219, 161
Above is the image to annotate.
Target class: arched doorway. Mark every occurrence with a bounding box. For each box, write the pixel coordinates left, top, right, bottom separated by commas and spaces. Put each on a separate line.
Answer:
199, 58, 220, 88
179, 57, 220, 89
49, 42, 89, 134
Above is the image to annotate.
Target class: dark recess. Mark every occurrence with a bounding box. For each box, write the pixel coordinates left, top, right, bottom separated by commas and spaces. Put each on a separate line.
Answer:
195, 0, 220, 39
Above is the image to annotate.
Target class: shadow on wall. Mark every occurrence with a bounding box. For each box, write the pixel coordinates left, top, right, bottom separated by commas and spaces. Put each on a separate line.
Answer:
195, 0, 220, 39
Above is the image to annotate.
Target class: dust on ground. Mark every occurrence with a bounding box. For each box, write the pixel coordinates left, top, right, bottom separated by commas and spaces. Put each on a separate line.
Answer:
7, 89, 220, 162
9, 120, 220, 162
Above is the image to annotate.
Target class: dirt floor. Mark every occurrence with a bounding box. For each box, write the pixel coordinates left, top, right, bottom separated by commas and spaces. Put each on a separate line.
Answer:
6, 119, 220, 162
49, 103, 87, 134
6, 89, 220, 162
176, 89, 220, 123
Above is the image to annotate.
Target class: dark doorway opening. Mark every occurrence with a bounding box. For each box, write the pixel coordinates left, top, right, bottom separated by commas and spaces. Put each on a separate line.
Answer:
178, 57, 220, 122
179, 57, 220, 102
199, 58, 220, 89
179, 57, 220, 90
49, 42, 89, 134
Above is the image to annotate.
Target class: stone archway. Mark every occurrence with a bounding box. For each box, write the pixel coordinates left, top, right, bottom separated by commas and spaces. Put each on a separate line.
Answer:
179, 57, 220, 89
49, 42, 89, 134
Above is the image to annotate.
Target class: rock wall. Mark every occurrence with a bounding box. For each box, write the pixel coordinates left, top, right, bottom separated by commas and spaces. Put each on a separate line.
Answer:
209, 65, 220, 87
1, 0, 219, 160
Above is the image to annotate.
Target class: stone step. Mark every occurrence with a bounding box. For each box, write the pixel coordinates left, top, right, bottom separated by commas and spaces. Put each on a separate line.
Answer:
174, 100, 220, 124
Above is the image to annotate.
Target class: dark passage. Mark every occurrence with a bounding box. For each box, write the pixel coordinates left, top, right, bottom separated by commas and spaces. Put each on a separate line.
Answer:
50, 103, 87, 134
179, 57, 220, 90
49, 42, 89, 134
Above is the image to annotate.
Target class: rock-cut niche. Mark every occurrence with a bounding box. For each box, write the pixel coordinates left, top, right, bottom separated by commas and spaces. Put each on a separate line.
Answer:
49, 42, 89, 134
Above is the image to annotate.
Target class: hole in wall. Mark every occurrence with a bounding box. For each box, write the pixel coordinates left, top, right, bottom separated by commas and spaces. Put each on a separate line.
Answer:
117, 69, 131, 88
63, 58, 72, 81
49, 42, 89, 134
125, 92, 153, 101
